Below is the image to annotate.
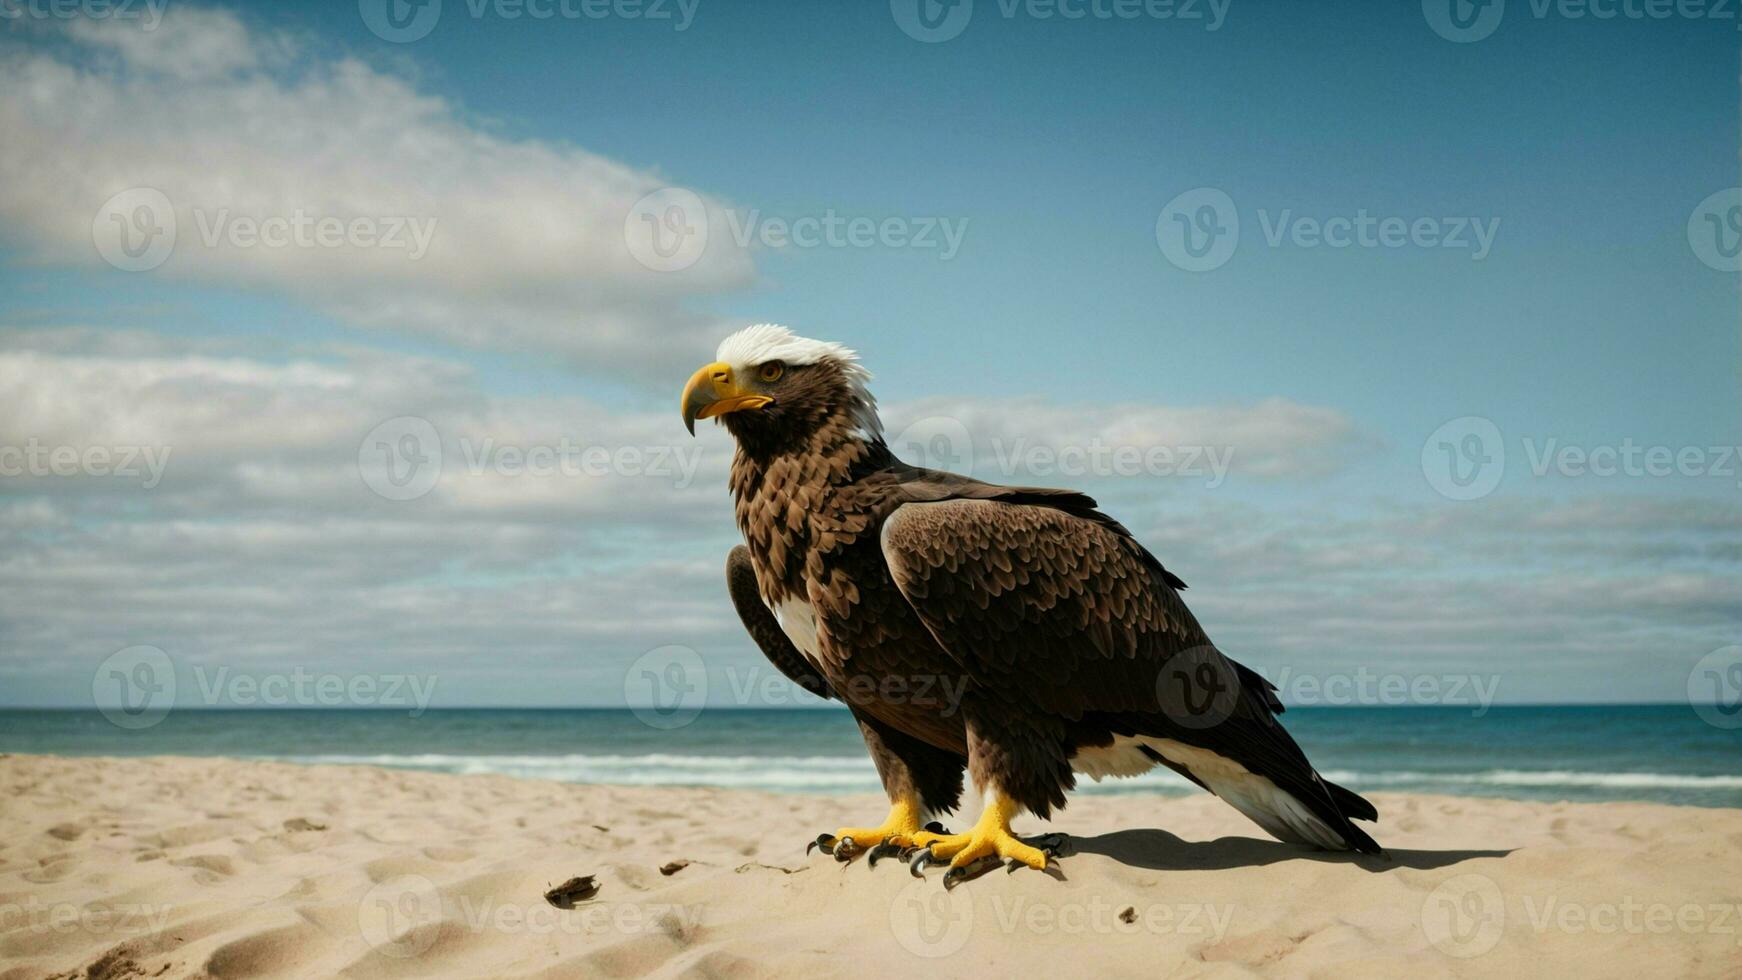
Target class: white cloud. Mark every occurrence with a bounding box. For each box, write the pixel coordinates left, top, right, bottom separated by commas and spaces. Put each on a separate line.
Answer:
62, 5, 268, 78
1125, 495, 1742, 702
883, 395, 1378, 484
0, 332, 731, 523
2, 327, 1735, 707
0, 7, 753, 381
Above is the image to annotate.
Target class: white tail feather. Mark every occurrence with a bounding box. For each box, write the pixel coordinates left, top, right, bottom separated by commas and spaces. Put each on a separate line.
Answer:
1070, 735, 1350, 850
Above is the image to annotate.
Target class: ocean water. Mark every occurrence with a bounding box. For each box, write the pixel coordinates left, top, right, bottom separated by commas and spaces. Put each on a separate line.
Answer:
1, 706, 1739, 808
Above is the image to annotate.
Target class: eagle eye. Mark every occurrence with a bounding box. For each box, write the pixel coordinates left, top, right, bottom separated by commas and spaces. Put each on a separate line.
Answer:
758, 361, 785, 383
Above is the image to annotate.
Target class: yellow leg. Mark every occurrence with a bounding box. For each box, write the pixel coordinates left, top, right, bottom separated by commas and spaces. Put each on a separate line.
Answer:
827, 794, 926, 848
809, 793, 934, 860
908, 791, 1052, 882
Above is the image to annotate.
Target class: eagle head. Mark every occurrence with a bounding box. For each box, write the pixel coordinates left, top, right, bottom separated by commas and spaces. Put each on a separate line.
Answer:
680, 324, 881, 447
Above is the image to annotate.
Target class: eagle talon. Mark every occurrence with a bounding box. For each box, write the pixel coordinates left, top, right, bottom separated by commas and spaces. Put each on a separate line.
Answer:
908, 846, 935, 878
942, 855, 1002, 890
817, 797, 928, 866
833, 836, 863, 863
866, 841, 905, 868
808, 833, 837, 857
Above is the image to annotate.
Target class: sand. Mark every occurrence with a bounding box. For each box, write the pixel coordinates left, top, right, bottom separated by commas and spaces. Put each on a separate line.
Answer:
2, 754, 1740, 979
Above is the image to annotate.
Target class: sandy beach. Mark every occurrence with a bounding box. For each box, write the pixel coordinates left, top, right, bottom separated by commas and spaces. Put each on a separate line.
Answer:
2, 754, 1740, 979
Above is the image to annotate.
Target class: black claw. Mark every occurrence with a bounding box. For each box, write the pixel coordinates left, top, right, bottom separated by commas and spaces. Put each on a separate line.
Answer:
1006, 858, 1023, 874
834, 836, 861, 863
866, 841, 904, 868
943, 854, 1002, 890
908, 846, 934, 878
808, 833, 836, 856
1025, 833, 1068, 858
944, 859, 986, 889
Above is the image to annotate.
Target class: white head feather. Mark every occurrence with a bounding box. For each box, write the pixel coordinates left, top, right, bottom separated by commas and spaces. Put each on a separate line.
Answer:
714, 324, 882, 439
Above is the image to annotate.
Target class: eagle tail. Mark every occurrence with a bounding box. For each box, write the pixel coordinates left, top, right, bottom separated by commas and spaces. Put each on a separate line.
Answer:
1145, 736, 1382, 854
1208, 775, 1379, 854
1326, 778, 1379, 823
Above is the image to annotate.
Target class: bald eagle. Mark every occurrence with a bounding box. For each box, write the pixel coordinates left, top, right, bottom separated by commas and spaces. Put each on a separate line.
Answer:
682, 325, 1379, 886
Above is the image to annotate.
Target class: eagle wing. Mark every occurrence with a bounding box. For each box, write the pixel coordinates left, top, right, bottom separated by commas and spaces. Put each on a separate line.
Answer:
877, 494, 1378, 851
726, 545, 833, 701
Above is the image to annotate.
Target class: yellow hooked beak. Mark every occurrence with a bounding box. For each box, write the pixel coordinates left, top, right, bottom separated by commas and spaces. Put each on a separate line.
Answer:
681, 361, 773, 435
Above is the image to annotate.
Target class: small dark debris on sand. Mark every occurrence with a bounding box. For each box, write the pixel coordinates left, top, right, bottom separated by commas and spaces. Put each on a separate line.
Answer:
1119, 907, 1137, 924
659, 860, 691, 876
544, 875, 600, 909
282, 818, 327, 832
734, 862, 802, 875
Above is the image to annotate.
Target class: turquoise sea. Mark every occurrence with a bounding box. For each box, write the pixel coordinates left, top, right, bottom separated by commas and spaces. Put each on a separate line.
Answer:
2, 706, 1739, 808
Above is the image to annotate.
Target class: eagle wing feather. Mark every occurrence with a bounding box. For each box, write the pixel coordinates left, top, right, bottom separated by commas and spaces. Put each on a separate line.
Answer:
877, 493, 1379, 849
726, 545, 833, 701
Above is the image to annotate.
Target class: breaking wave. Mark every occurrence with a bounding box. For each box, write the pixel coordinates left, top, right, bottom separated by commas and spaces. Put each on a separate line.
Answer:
269, 753, 1742, 795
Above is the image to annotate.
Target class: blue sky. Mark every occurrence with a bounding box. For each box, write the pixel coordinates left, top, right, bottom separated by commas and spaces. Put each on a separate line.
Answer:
0, 0, 1737, 710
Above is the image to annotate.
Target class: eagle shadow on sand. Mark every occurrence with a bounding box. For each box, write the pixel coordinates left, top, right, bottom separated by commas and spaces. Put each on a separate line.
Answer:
1066, 829, 1510, 873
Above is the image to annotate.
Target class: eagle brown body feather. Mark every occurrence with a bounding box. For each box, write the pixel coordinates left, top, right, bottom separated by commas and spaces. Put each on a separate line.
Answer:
714, 353, 1379, 853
